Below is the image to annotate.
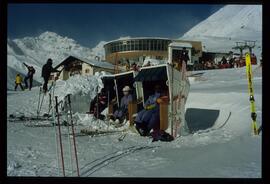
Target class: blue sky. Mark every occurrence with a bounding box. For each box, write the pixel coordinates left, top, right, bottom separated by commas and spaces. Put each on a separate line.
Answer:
8, 4, 224, 48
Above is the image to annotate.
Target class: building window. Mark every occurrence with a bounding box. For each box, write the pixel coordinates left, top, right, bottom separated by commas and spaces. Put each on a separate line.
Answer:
85, 69, 90, 73
131, 40, 135, 50
135, 40, 139, 50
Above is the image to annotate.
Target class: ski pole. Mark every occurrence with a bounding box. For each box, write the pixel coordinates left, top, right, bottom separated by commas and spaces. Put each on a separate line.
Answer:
52, 84, 60, 176
107, 91, 110, 129
64, 98, 74, 176
47, 93, 52, 115
37, 87, 42, 118
55, 96, 66, 176
67, 94, 80, 176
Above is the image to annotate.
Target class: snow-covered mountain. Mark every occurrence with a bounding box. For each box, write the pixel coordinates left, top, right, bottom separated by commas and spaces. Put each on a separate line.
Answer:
180, 5, 262, 56
7, 31, 106, 90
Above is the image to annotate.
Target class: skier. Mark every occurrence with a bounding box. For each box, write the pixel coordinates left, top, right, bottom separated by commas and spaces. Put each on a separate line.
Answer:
14, 73, 24, 91
23, 63, 35, 90
109, 86, 133, 125
41, 58, 56, 93
89, 88, 108, 120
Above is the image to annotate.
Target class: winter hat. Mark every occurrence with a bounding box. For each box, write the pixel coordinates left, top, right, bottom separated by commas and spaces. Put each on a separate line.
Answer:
47, 58, 53, 64
122, 86, 131, 92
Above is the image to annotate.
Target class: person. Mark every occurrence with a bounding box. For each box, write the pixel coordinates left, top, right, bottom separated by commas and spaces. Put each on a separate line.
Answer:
23, 63, 35, 90
131, 63, 139, 72
134, 85, 174, 142
125, 63, 130, 71
89, 88, 108, 120
41, 58, 55, 93
229, 58, 235, 68
14, 74, 24, 91
109, 86, 133, 125
134, 85, 162, 136
221, 56, 227, 65
181, 48, 190, 63
176, 48, 190, 70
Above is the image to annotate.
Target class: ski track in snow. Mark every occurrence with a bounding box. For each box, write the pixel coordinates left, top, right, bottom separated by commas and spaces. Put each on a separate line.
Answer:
7, 67, 262, 177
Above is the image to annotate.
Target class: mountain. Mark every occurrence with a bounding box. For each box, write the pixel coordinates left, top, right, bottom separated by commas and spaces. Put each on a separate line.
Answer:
180, 5, 262, 57
7, 31, 107, 90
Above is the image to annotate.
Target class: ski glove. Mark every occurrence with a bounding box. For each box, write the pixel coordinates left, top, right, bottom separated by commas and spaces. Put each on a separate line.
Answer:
145, 104, 156, 110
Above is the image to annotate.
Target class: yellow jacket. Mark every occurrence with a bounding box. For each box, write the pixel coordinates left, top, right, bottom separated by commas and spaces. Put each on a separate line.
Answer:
15, 75, 23, 84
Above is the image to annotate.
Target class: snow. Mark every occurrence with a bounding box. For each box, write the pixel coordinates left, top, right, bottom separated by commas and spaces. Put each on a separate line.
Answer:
7, 66, 262, 177
7, 5, 262, 177
181, 5, 262, 57
7, 31, 108, 90
142, 58, 165, 67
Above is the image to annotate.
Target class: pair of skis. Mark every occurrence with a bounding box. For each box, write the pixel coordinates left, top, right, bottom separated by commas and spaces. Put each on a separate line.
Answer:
54, 94, 80, 176
245, 53, 260, 135
171, 61, 187, 138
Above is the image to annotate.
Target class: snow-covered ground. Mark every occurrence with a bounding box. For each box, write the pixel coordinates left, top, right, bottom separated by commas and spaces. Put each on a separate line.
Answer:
181, 5, 262, 57
7, 65, 262, 177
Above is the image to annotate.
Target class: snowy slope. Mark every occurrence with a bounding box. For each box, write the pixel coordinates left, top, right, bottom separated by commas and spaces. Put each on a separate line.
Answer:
7, 66, 262, 177
7, 32, 107, 90
181, 5, 262, 56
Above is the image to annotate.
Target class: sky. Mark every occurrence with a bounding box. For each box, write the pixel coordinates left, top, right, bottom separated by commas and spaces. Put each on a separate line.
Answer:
8, 4, 224, 48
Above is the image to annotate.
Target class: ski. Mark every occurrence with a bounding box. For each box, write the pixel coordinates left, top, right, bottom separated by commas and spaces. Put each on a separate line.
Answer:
80, 128, 124, 136
23, 122, 54, 127
245, 52, 259, 136
8, 114, 53, 122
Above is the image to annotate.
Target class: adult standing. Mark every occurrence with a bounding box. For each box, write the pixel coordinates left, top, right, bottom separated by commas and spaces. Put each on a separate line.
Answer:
23, 63, 35, 90
41, 58, 55, 93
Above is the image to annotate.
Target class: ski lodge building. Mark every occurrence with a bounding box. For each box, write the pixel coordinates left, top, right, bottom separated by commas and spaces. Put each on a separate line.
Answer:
104, 37, 203, 68
50, 56, 115, 81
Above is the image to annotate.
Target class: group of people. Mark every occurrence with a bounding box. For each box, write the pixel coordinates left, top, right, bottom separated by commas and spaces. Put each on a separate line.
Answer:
89, 85, 133, 124
14, 58, 59, 93
14, 63, 35, 91
89, 84, 174, 142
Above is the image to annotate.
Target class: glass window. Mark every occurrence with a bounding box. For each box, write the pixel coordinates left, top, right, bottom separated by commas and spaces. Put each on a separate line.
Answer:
150, 40, 154, 50
157, 40, 161, 50
131, 40, 135, 50
154, 40, 158, 50
127, 41, 131, 51
111, 44, 115, 53
116, 42, 119, 52
135, 40, 139, 50
119, 43, 123, 52
142, 40, 147, 50
162, 40, 165, 50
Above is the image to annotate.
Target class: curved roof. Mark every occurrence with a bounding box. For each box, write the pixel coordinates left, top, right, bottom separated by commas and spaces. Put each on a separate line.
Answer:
104, 37, 172, 46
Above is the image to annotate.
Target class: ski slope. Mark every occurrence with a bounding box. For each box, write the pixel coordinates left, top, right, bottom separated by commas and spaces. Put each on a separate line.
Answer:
181, 5, 262, 57
7, 66, 262, 177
